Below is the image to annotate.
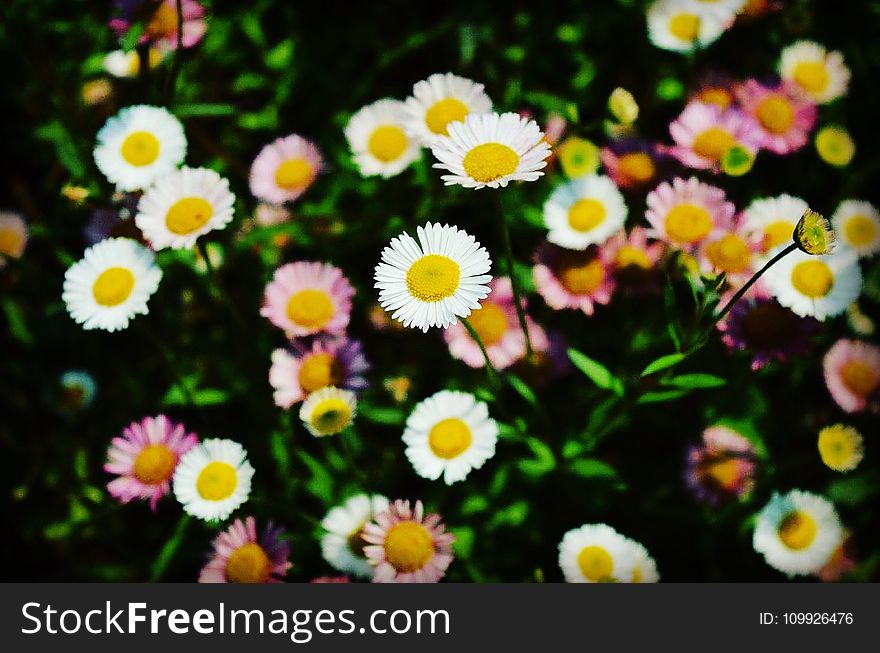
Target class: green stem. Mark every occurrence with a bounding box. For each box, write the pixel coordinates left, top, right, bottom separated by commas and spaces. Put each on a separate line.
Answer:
493, 192, 533, 357
150, 513, 190, 581
164, 0, 185, 103
198, 241, 247, 332
462, 317, 501, 389
713, 243, 797, 325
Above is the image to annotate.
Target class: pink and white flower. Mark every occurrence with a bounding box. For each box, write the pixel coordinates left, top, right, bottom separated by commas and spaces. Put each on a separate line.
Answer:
685, 425, 757, 505
735, 80, 817, 154
199, 516, 291, 583
823, 339, 880, 413
669, 101, 762, 171
110, 0, 207, 50
249, 135, 323, 205
533, 243, 615, 316
645, 176, 736, 252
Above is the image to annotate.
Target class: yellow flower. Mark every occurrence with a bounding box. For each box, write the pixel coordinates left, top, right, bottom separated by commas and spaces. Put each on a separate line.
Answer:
721, 145, 755, 177
794, 209, 835, 255
558, 137, 599, 179
61, 184, 90, 204
608, 88, 639, 125
815, 126, 855, 167
818, 425, 864, 472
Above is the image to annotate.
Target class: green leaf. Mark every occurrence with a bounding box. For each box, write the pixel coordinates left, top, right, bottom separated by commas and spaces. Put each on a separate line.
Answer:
637, 389, 689, 404
149, 515, 191, 581
567, 348, 624, 396
516, 437, 556, 477
562, 440, 585, 459
663, 373, 726, 389
238, 106, 279, 131
827, 473, 880, 506
359, 404, 405, 425
121, 23, 144, 52
297, 450, 334, 500
240, 13, 266, 47
265, 39, 294, 70
461, 495, 489, 515
175, 103, 236, 117
270, 432, 289, 476
2, 298, 32, 345
488, 500, 529, 528
450, 527, 475, 558
641, 352, 686, 376
570, 458, 617, 479
192, 388, 228, 406
507, 375, 537, 405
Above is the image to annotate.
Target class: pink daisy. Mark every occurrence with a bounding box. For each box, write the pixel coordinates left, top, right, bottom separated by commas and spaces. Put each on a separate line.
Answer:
823, 339, 880, 413
249, 135, 323, 205
600, 140, 669, 190
645, 176, 736, 253
735, 80, 817, 154
533, 242, 615, 316
443, 277, 548, 370
255, 203, 293, 227
669, 101, 763, 171
685, 425, 757, 505
269, 336, 370, 408
104, 415, 198, 510
110, 0, 207, 50
199, 516, 291, 583
261, 261, 355, 337
604, 227, 667, 294
696, 219, 763, 285
362, 500, 454, 583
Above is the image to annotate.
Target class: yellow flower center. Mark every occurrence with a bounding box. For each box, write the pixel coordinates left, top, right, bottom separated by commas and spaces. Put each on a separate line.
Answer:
818, 425, 862, 471
424, 97, 470, 135
841, 360, 879, 397
706, 458, 739, 490
669, 13, 700, 41
756, 94, 795, 134
618, 152, 655, 183
843, 215, 878, 248
790, 260, 833, 298
368, 125, 409, 163
559, 257, 605, 294
428, 417, 473, 459
384, 521, 433, 573
165, 197, 214, 235
196, 461, 238, 501
793, 61, 830, 94
406, 254, 460, 302
309, 398, 352, 435
298, 352, 343, 394
225, 543, 272, 584
132, 444, 176, 485
764, 220, 796, 250
693, 127, 736, 163
616, 245, 652, 270
567, 199, 607, 233
466, 302, 508, 346
816, 127, 855, 167
145, 3, 179, 40
275, 158, 313, 190
778, 511, 817, 551
120, 131, 160, 167
664, 204, 713, 244
286, 289, 334, 330
0, 227, 24, 257
705, 234, 752, 273
577, 545, 614, 582
697, 88, 733, 111
462, 143, 520, 183
92, 267, 135, 306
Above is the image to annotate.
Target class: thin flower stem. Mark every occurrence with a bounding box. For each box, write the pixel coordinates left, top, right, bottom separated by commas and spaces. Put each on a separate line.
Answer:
713, 242, 797, 325
197, 240, 247, 332
149, 513, 190, 581
494, 192, 533, 357
462, 317, 501, 389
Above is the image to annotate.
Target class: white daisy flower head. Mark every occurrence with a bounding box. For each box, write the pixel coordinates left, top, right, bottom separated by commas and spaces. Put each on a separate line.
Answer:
544, 174, 628, 250
683, 0, 746, 22
753, 490, 843, 576
558, 523, 639, 583
62, 237, 162, 332
321, 493, 390, 578
403, 390, 498, 485
763, 247, 862, 321
430, 111, 551, 189
299, 386, 357, 437
403, 72, 493, 145
742, 194, 809, 253
135, 167, 236, 250
374, 222, 492, 332
646, 0, 729, 53
832, 200, 880, 258
94, 105, 186, 191
173, 438, 254, 522
780, 40, 850, 104
344, 99, 421, 178
628, 540, 660, 583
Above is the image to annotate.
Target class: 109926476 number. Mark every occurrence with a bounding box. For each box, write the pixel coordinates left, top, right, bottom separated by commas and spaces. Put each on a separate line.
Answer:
783, 613, 853, 625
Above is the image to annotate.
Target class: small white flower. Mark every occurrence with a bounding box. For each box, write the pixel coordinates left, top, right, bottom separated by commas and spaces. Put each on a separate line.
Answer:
344, 99, 421, 178
647, 0, 730, 53
779, 40, 850, 104
558, 523, 639, 583
544, 174, 628, 250
299, 386, 357, 437
832, 200, 880, 258
173, 439, 254, 522
321, 494, 390, 578
403, 73, 493, 145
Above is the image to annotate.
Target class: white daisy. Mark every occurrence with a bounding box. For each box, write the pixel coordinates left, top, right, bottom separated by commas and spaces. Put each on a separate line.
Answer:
403, 390, 498, 485
753, 490, 843, 576
763, 247, 862, 320
684, 0, 746, 22
832, 200, 880, 258
430, 112, 551, 189
344, 99, 421, 178
628, 540, 660, 583
374, 222, 492, 332
647, 0, 729, 53
62, 238, 162, 332
102, 48, 164, 78
544, 174, 628, 250
299, 386, 356, 437
741, 194, 808, 254
172, 438, 254, 522
403, 72, 493, 145
135, 167, 236, 250
558, 523, 639, 583
321, 494, 390, 578
779, 40, 850, 104
94, 105, 186, 191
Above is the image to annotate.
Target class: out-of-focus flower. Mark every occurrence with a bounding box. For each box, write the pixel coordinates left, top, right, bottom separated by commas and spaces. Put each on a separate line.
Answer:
628, 539, 660, 583
81, 78, 113, 106
753, 490, 843, 577
431, 112, 551, 189
299, 386, 357, 436
55, 370, 97, 416
814, 533, 857, 582
322, 494, 390, 579
558, 523, 640, 583
543, 174, 628, 250
61, 184, 91, 205
0, 212, 28, 267
383, 376, 412, 403
608, 87, 639, 125
669, 101, 762, 171
818, 424, 864, 472
63, 237, 162, 332
605, 227, 666, 293
261, 261, 354, 337
403, 73, 492, 145
720, 143, 755, 176
110, 0, 207, 50
823, 339, 880, 413
374, 222, 491, 332
533, 242, 615, 316
345, 99, 420, 178
698, 222, 761, 284
831, 200, 880, 258
742, 194, 808, 254
102, 47, 165, 78
542, 112, 568, 146
735, 80, 817, 154
647, 0, 731, 53
779, 40, 850, 104
199, 517, 291, 583
794, 209, 835, 256
254, 203, 293, 227
685, 425, 757, 504
558, 136, 600, 179
846, 303, 875, 337
645, 176, 735, 252
363, 499, 454, 583
815, 125, 855, 167
105, 415, 198, 511
249, 135, 323, 205
403, 390, 499, 485
600, 140, 667, 190
173, 438, 254, 522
